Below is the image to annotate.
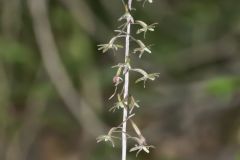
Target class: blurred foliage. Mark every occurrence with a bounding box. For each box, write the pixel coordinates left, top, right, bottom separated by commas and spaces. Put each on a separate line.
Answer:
206, 76, 240, 97
0, 0, 240, 160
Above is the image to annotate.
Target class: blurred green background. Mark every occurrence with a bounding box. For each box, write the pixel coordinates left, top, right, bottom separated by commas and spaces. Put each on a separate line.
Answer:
0, 0, 240, 160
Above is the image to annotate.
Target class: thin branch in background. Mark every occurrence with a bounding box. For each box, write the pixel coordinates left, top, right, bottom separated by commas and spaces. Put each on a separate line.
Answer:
27, 0, 106, 136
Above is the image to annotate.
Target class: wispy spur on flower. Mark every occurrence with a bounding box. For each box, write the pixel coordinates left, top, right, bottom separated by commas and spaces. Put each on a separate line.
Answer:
129, 96, 140, 114
136, 0, 153, 7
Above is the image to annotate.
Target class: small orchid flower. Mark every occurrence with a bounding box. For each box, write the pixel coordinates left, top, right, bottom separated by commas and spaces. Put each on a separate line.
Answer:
118, 4, 134, 24
109, 94, 126, 112
98, 36, 123, 53
133, 40, 151, 58
113, 76, 123, 86
129, 120, 155, 156
96, 127, 121, 147
119, 12, 134, 23
96, 135, 115, 147
118, 4, 134, 30
130, 143, 155, 157
131, 68, 160, 88
135, 20, 158, 38
112, 61, 131, 75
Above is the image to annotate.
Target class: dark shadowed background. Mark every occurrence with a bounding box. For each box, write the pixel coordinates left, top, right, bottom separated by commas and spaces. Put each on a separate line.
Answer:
0, 0, 240, 160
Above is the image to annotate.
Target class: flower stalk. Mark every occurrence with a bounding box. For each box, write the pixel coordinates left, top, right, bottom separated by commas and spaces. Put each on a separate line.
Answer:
97, 0, 158, 159
122, 1, 132, 159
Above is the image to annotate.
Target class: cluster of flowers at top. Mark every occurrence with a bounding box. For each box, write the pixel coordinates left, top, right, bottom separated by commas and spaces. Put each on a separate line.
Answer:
98, 18, 157, 58
98, 2, 159, 88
